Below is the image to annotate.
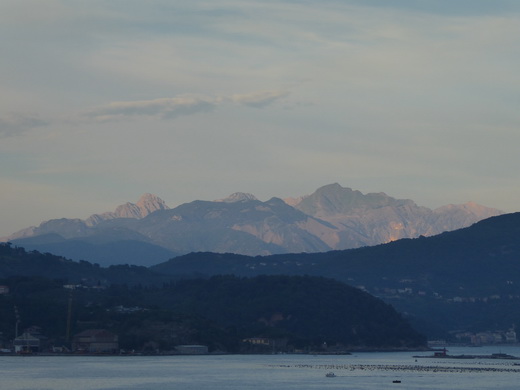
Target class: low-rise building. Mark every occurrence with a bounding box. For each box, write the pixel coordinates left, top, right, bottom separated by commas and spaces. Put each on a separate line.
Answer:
72, 329, 118, 354
242, 337, 271, 346
241, 337, 288, 353
175, 345, 208, 355
505, 329, 517, 343
14, 333, 40, 354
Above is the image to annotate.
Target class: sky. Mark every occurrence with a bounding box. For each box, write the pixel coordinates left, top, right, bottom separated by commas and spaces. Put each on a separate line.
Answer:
1, 0, 520, 237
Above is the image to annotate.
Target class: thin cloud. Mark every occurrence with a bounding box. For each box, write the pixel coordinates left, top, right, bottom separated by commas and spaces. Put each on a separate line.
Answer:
83, 97, 217, 122
230, 90, 290, 108
0, 113, 49, 137
83, 90, 290, 122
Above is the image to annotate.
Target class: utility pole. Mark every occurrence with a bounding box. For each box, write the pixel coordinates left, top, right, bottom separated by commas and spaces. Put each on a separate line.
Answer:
14, 305, 20, 338
66, 289, 73, 343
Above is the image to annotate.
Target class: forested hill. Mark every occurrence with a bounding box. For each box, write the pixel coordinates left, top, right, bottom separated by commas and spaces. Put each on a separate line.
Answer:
0, 272, 425, 352
145, 275, 425, 350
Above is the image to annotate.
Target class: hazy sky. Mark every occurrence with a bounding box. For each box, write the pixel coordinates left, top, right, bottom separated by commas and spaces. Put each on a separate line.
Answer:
1, 0, 520, 237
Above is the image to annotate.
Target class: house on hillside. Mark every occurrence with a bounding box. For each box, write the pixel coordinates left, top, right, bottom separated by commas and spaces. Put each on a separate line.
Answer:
72, 329, 118, 354
242, 337, 271, 346
505, 329, 517, 343
241, 337, 288, 353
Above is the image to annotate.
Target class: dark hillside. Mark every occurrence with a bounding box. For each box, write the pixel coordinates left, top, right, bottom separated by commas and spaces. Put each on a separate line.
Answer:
0, 273, 425, 352
152, 213, 520, 338
146, 275, 425, 349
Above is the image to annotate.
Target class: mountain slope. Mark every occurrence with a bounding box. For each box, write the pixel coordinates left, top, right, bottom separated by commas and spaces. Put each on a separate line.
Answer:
131, 197, 332, 255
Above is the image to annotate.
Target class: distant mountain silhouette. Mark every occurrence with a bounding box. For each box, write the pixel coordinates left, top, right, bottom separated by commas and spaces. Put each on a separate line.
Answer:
3, 184, 503, 265
11, 233, 177, 267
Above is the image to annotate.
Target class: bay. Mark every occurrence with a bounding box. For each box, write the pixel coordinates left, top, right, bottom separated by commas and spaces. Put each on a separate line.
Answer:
2, 346, 520, 389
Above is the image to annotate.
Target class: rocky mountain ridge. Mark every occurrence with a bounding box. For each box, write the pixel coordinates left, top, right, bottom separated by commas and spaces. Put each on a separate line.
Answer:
290, 183, 503, 249
86, 193, 169, 225
2, 184, 504, 265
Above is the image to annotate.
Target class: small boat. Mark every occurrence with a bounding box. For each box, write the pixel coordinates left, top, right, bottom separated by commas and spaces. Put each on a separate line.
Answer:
392, 380, 401, 383
325, 372, 336, 377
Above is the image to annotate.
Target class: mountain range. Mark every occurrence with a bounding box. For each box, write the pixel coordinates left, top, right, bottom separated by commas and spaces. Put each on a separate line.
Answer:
2, 211, 520, 341
2, 183, 503, 266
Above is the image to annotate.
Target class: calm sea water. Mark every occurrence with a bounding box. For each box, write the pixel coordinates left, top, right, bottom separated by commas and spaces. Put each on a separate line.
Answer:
2, 346, 520, 389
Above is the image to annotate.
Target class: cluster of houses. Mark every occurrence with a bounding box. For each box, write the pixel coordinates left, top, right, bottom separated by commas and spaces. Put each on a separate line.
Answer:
452, 329, 517, 346
1, 327, 211, 355
4, 328, 291, 355
10, 328, 119, 354
368, 279, 520, 304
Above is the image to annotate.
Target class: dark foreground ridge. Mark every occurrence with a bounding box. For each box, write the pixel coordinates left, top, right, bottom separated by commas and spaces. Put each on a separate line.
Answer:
0, 249, 426, 354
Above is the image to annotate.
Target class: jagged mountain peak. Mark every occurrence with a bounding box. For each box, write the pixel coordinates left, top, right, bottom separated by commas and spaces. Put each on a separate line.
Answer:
215, 192, 259, 203
86, 193, 169, 226
135, 193, 169, 217
284, 183, 357, 208
293, 183, 408, 218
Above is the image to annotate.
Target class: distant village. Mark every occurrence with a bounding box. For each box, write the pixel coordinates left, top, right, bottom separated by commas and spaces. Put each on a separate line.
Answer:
357, 277, 519, 304
0, 321, 210, 356
349, 279, 520, 348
